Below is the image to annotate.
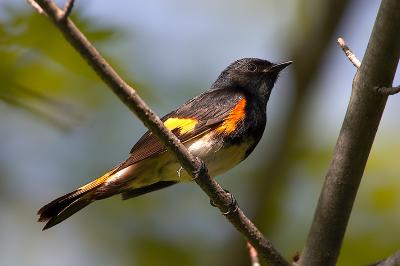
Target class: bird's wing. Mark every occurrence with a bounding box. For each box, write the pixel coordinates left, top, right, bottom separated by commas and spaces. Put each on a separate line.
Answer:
115, 89, 245, 171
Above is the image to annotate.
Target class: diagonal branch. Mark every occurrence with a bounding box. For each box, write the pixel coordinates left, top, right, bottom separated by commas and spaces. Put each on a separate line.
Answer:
29, 0, 290, 265
299, 0, 400, 265
27, 0, 45, 15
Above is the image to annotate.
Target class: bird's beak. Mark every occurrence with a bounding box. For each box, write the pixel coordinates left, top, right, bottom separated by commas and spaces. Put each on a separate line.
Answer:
265, 61, 293, 73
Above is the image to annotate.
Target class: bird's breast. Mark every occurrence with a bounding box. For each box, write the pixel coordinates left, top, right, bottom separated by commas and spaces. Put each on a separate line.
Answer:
187, 131, 255, 177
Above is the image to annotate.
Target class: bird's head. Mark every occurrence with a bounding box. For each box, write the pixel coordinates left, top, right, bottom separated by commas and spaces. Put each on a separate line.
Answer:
213, 58, 292, 104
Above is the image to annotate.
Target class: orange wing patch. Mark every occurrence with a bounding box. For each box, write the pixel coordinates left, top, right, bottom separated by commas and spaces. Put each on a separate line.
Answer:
216, 98, 246, 134
164, 117, 198, 134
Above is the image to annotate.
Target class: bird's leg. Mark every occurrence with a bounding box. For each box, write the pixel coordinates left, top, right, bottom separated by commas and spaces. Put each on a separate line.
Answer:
222, 190, 239, 215
210, 189, 239, 215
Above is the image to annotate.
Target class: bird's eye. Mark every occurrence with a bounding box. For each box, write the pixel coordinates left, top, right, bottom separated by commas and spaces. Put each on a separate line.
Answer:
247, 63, 257, 72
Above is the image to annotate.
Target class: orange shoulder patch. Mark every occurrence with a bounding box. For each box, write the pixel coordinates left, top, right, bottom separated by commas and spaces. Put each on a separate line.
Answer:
216, 98, 246, 134
164, 117, 198, 134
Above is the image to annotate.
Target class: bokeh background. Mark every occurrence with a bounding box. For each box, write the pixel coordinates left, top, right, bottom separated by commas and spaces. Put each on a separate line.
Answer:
1, 1, 400, 265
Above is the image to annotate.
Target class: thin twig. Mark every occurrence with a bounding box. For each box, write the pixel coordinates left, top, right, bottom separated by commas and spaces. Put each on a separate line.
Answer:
337, 38, 400, 96
247, 242, 261, 266
62, 0, 74, 19
337, 37, 361, 68
31, 1, 289, 265
375, 85, 400, 95
27, 0, 45, 15
368, 250, 400, 266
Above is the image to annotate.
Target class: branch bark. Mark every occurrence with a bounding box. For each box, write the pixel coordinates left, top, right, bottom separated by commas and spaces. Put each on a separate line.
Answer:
299, 1, 400, 265
30, 0, 289, 265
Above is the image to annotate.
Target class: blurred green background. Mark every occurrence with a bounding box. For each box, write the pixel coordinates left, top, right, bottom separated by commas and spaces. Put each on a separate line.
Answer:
1, 1, 400, 265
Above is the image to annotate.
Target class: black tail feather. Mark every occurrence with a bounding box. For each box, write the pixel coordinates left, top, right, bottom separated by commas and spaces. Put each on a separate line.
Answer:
38, 169, 116, 230
38, 189, 93, 230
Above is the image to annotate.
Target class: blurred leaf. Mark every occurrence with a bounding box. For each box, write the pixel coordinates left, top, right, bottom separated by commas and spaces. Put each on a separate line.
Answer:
0, 5, 121, 130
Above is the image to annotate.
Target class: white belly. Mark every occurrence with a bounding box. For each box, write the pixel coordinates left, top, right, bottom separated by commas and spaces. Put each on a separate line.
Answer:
121, 132, 253, 188
188, 133, 250, 177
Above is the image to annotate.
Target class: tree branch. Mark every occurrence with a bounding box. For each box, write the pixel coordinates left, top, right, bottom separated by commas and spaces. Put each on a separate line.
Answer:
29, 0, 289, 265
62, 0, 74, 20
299, 1, 400, 265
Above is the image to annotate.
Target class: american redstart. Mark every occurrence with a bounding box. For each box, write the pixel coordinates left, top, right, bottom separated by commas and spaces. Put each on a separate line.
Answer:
38, 58, 292, 230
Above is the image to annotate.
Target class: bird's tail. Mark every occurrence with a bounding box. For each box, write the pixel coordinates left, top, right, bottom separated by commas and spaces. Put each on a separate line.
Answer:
37, 168, 116, 230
